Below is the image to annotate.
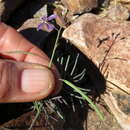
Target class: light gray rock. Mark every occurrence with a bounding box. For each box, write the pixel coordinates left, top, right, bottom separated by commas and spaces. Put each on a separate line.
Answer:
61, 0, 97, 14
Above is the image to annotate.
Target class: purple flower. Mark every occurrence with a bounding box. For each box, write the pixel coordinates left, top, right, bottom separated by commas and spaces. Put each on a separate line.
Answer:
37, 14, 57, 32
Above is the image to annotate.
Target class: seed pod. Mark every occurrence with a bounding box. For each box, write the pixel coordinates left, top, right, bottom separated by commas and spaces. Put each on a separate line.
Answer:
61, 0, 97, 14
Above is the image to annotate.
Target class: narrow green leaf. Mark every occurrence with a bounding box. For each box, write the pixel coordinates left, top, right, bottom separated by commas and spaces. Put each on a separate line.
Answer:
60, 79, 104, 120
5, 50, 40, 56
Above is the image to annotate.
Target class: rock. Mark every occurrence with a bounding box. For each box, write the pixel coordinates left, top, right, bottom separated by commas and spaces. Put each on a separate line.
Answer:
61, 0, 97, 14
0, 111, 47, 130
87, 104, 122, 130
101, 3, 129, 21
17, 4, 48, 32
110, 0, 130, 11
33, 4, 47, 18
0, 0, 25, 21
17, 18, 42, 32
17, 4, 50, 48
62, 13, 130, 130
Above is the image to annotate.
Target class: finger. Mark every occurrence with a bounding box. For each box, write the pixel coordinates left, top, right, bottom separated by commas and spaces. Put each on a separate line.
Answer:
0, 59, 55, 103
0, 23, 61, 95
0, 23, 49, 65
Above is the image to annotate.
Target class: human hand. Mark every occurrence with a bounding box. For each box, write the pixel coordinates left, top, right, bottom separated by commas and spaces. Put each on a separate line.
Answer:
0, 23, 58, 103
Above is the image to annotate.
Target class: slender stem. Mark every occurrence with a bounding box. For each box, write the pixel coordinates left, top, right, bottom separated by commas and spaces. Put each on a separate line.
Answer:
49, 27, 62, 68
29, 27, 62, 129
5, 50, 39, 56
29, 102, 42, 130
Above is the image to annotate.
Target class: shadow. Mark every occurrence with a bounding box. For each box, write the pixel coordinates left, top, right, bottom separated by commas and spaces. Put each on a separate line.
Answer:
20, 28, 50, 48
3, 0, 56, 28
0, 27, 106, 130
20, 28, 106, 130
90, 0, 109, 14
46, 39, 106, 130
5, 0, 45, 27
0, 103, 31, 125
98, 0, 108, 6
1, 0, 26, 21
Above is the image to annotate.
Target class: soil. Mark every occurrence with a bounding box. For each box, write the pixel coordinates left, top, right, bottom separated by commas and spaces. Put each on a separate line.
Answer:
0, 0, 123, 130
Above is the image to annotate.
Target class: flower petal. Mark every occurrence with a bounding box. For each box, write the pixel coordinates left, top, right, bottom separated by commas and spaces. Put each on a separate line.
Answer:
37, 23, 44, 31
46, 23, 55, 32
42, 16, 48, 21
47, 14, 57, 21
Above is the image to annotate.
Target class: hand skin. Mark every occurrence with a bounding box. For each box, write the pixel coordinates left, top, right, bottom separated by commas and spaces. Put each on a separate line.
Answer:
0, 23, 59, 103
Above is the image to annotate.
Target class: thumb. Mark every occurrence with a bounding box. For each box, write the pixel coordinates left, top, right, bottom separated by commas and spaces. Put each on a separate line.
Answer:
0, 59, 55, 103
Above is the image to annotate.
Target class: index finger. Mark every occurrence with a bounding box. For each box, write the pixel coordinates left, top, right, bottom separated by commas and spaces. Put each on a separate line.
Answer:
0, 23, 50, 66
0, 23, 61, 95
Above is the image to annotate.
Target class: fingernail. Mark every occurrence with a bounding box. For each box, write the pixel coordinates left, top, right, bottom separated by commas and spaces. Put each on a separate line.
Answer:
21, 68, 54, 93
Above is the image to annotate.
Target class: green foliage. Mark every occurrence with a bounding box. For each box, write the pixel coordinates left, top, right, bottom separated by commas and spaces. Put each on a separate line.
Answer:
60, 79, 104, 120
